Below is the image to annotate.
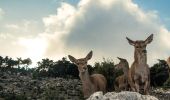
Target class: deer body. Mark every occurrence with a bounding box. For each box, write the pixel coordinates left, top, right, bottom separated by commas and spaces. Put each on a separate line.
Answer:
80, 72, 106, 97
115, 57, 130, 91
115, 74, 128, 91
129, 56, 150, 93
126, 34, 153, 94
167, 57, 170, 69
68, 51, 107, 98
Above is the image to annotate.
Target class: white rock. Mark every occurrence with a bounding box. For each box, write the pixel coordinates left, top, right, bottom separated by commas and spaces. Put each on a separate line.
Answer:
87, 92, 104, 100
87, 91, 158, 100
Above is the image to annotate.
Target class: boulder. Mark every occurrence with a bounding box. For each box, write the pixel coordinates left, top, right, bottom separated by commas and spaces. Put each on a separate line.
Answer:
87, 91, 158, 100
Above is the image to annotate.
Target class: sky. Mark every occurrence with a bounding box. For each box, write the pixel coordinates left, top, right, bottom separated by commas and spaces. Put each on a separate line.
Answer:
0, 0, 170, 67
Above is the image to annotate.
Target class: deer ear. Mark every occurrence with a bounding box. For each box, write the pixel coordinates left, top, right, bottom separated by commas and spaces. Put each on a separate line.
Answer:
145, 34, 153, 44
167, 57, 170, 66
86, 51, 93, 60
117, 57, 125, 61
68, 55, 77, 63
167, 57, 170, 62
117, 57, 122, 61
126, 37, 135, 46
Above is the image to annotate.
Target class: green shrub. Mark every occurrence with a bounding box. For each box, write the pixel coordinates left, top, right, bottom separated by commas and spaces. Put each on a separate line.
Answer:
150, 59, 170, 87
93, 58, 115, 91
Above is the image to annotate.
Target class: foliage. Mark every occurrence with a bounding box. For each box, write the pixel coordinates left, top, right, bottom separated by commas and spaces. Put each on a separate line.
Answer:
34, 57, 79, 79
1, 55, 170, 89
150, 59, 170, 87
0, 93, 27, 100
93, 58, 115, 91
164, 77, 170, 87
0, 56, 32, 75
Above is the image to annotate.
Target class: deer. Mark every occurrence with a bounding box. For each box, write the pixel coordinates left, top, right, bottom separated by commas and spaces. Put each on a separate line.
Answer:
114, 57, 130, 92
126, 34, 153, 95
167, 57, 170, 69
166, 57, 170, 76
68, 51, 107, 98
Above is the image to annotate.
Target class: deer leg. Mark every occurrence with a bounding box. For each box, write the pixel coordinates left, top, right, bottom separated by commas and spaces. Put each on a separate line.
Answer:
125, 80, 129, 91
144, 80, 149, 95
131, 86, 136, 92
114, 85, 119, 92
128, 75, 136, 91
119, 84, 124, 91
134, 75, 140, 92
134, 82, 140, 93
134, 76, 140, 93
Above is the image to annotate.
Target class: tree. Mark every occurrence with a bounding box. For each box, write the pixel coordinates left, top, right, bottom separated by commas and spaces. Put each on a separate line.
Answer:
22, 58, 32, 70
37, 58, 54, 71
16, 57, 22, 69
0, 56, 3, 67
150, 59, 169, 87
93, 58, 115, 91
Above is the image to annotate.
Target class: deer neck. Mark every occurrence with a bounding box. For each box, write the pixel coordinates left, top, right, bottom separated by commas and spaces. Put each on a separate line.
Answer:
79, 69, 93, 86
134, 49, 147, 64
122, 63, 129, 76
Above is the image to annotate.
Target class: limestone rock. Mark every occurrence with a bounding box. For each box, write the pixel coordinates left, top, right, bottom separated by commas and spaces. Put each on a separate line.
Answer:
87, 91, 158, 100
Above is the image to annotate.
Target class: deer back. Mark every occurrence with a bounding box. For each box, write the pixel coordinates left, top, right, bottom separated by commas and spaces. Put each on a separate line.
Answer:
90, 74, 107, 93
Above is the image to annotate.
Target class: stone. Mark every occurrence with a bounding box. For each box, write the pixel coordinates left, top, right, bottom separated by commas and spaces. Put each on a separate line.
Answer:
87, 91, 158, 100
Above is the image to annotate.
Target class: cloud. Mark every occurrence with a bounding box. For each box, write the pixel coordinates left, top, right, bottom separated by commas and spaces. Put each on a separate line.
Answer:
0, 8, 4, 20
5, 24, 20, 30
43, 3, 76, 34
0, 19, 44, 63
2, 20, 43, 37
0, 0, 170, 67
0, 32, 27, 58
18, 35, 47, 62
42, 0, 170, 66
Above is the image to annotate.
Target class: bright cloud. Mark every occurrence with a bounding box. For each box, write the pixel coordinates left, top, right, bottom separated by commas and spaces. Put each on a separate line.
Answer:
0, 0, 170, 67
0, 19, 44, 62
5, 24, 19, 30
3, 20, 43, 37
43, 3, 76, 34
0, 8, 4, 20
42, 0, 170, 66
18, 36, 47, 64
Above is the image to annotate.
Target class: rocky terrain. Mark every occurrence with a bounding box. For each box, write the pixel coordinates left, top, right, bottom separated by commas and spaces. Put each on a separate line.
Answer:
0, 71, 83, 100
0, 71, 170, 100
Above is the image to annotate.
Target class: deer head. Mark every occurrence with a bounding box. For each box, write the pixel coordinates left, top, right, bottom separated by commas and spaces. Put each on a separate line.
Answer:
167, 57, 170, 67
115, 57, 128, 70
126, 34, 153, 54
68, 51, 93, 73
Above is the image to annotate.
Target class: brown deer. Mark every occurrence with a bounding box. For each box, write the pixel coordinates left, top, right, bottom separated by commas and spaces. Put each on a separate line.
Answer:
126, 34, 153, 95
167, 57, 170, 69
166, 57, 170, 76
68, 51, 107, 98
114, 57, 130, 91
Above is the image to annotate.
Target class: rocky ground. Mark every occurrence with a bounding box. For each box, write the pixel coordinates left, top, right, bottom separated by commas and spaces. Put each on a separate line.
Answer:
0, 71, 83, 100
0, 71, 170, 100
150, 88, 170, 100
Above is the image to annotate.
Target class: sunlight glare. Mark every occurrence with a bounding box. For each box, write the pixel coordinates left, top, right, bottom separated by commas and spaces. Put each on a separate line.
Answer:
18, 37, 47, 65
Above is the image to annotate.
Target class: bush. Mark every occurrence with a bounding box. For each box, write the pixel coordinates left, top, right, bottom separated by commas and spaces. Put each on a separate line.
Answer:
150, 59, 170, 87
164, 77, 170, 87
93, 58, 115, 91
